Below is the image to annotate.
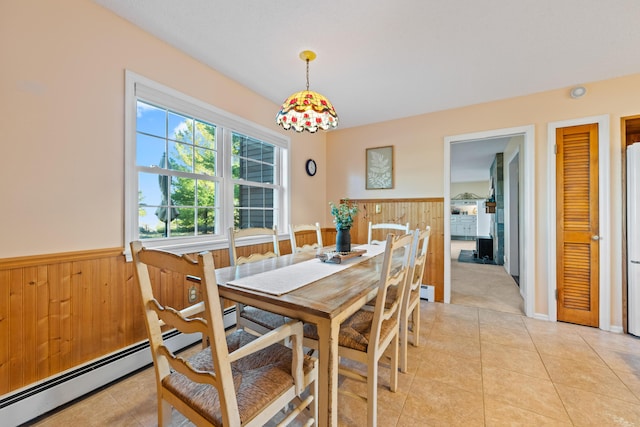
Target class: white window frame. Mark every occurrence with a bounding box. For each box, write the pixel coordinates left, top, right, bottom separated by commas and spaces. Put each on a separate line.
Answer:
124, 70, 290, 260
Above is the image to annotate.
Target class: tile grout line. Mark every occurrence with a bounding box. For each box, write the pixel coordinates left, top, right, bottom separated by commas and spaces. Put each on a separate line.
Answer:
477, 306, 489, 426
522, 317, 575, 425
577, 331, 640, 405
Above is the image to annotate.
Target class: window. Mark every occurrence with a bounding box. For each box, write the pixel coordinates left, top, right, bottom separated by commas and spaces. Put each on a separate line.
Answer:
125, 71, 289, 258
232, 133, 278, 229
136, 101, 219, 239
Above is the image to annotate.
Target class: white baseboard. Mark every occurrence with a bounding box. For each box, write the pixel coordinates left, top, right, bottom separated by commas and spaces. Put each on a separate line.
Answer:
533, 312, 550, 321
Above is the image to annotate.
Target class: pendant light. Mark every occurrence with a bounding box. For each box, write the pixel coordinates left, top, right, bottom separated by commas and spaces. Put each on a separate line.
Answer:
276, 50, 338, 133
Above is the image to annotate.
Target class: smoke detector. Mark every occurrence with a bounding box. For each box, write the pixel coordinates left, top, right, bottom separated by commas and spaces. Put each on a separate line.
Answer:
570, 86, 587, 99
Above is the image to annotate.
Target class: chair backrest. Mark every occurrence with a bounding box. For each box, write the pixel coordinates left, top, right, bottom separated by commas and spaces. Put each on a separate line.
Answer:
130, 241, 242, 425
369, 232, 415, 350
368, 221, 410, 245
228, 226, 280, 266
289, 222, 323, 253
402, 227, 431, 307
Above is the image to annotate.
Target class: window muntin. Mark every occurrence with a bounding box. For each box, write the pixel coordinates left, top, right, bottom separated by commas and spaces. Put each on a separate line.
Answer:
136, 100, 219, 239
125, 71, 289, 257
231, 133, 275, 183
234, 185, 276, 229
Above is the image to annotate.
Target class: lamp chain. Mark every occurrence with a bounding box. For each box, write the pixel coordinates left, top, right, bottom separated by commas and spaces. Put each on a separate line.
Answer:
306, 59, 310, 91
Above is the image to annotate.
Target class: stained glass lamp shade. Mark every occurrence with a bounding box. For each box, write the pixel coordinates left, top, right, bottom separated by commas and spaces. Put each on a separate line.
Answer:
276, 51, 338, 133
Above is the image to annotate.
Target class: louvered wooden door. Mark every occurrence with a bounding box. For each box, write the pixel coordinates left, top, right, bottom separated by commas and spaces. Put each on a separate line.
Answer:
556, 123, 599, 327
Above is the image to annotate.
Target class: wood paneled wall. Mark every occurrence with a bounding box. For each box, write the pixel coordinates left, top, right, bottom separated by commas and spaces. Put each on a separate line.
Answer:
347, 198, 444, 301
0, 232, 329, 396
0, 200, 443, 396
0, 248, 138, 395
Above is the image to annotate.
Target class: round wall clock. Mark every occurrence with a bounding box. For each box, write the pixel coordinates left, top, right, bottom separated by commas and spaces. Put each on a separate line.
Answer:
305, 159, 317, 176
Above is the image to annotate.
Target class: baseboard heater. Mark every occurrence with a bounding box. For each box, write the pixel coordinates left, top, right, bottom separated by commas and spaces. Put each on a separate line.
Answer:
0, 308, 236, 426
420, 284, 435, 301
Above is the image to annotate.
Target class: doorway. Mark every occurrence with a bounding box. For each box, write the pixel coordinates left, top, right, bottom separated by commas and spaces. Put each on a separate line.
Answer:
444, 125, 535, 317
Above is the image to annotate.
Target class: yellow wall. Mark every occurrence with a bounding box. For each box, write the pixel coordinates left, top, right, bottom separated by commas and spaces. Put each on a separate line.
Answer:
1, 0, 327, 258
327, 73, 640, 326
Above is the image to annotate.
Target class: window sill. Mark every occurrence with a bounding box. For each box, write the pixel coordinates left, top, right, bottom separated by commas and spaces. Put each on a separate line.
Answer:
123, 233, 290, 262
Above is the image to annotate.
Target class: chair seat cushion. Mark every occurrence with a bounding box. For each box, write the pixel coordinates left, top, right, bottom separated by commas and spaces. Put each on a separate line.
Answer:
304, 310, 398, 353
241, 306, 287, 330
162, 330, 313, 426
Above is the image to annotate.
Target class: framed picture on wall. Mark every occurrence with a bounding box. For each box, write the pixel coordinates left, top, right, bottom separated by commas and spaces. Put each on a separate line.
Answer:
366, 145, 394, 189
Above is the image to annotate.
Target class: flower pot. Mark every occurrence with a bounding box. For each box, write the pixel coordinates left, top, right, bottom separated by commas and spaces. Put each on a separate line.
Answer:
336, 227, 351, 253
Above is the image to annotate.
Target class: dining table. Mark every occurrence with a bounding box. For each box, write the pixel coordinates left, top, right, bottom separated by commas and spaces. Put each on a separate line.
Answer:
212, 244, 387, 427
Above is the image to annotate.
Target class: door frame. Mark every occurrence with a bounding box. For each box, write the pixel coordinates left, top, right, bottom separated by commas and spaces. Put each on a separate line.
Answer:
547, 115, 612, 330
505, 149, 521, 290
444, 125, 535, 317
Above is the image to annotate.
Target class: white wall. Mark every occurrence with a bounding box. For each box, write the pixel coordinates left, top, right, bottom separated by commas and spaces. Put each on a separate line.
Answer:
451, 181, 491, 198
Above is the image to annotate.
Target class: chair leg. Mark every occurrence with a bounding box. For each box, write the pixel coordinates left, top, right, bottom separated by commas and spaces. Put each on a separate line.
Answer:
159, 398, 172, 427
368, 360, 378, 427
311, 368, 319, 423
399, 314, 409, 374
235, 302, 244, 329
390, 335, 399, 392
411, 305, 420, 347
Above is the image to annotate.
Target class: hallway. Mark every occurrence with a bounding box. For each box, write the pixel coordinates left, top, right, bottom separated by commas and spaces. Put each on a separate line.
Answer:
451, 239, 524, 315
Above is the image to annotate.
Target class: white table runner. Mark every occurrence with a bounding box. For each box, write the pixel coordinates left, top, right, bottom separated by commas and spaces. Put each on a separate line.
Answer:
226, 244, 386, 295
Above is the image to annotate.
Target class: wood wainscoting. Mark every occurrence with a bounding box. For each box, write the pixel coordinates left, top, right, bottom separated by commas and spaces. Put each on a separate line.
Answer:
1, 248, 147, 396
0, 206, 442, 398
347, 197, 444, 301
0, 233, 325, 397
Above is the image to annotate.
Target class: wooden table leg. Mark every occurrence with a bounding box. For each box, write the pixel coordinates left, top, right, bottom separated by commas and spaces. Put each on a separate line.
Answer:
316, 319, 339, 427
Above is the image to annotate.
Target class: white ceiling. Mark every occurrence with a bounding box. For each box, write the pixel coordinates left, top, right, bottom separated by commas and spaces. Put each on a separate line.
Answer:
92, 0, 640, 181
450, 137, 511, 183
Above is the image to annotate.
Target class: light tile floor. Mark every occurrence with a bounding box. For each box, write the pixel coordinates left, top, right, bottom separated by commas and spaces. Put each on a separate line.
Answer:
28, 302, 640, 426
451, 239, 525, 315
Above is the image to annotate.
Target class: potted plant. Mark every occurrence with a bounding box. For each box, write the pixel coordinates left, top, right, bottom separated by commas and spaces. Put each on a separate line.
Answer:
329, 199, 358, 252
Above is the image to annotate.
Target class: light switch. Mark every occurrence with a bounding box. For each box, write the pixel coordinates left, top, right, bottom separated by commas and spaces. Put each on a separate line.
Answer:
375, 204, 381, 214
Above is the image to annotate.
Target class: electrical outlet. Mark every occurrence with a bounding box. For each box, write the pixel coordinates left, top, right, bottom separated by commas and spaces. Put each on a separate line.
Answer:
188, 286, 197, 303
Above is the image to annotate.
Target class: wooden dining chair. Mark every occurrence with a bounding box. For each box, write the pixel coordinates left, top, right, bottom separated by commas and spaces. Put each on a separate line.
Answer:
399, 226, 431, 373
130, 241, 318, 427
302, 232, 415, 427
228, 226, 280, 265
228, 227, 287, 335
367, 221, 410, 245
289, 222, 323, 253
